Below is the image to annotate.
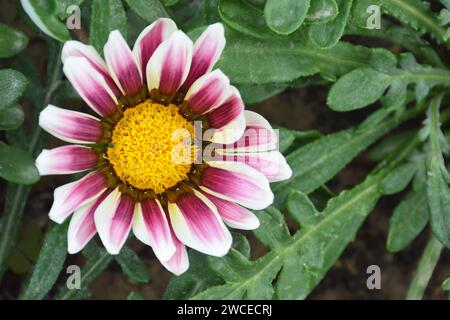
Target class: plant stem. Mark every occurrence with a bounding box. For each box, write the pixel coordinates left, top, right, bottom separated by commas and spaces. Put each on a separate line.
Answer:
406, 234, 444, 300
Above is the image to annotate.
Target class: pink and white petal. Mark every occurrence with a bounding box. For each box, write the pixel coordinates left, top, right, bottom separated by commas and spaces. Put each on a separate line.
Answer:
207, 112, 246, 145
168, 190, 232, 257
94, 188, 135, 255
146, 30, 193, 96
202, 192, 260, 230
68, 190, 110, 254
39, 105, 104, 144
133, 198, 176, 262
61, 41, 121, 97
104, 30, 143, 96
49, 172, 108, 224
214, 150, 292, 182
244, 110, 272, 129
185, 69, 230, 114
160, 231, 189, 276
36, 145, 98, 176
63, 57, 119, 117
182, 23, 226, 90
132, 18, 178, 78
200, 162, 274, 210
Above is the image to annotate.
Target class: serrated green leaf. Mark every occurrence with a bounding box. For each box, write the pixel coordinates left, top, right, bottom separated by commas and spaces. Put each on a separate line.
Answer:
0, 24, 28, 58
387, 189, 429, 252
20, 0, 71, 42
20, 223, 68, 300
0, 104, 25, 131
115, 246, 150, 283
264, 0, 310, 35
90, 0, 127, 52
286, 190, 321, 226
0, 142, 39, 184
125, 0, 170, 24
0, 69, 28, 111
309, 0, 353, 48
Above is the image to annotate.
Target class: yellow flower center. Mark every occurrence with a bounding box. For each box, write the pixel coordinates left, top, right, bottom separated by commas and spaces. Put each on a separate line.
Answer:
107, 100, 195, 194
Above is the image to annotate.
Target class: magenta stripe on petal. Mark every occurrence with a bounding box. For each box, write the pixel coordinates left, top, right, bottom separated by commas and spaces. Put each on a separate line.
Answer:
228, 125, 278, 151
39, 105, 104, 144
186, 70, 229, 115
110, 194, 135, 249
207, 87, 244, 129
161, 228, 189, 275
36, 145, 98, 176
133, 19, 177, 80
49, 172, 108, 224
105, 30, 143, 96
182, 23, 225, 90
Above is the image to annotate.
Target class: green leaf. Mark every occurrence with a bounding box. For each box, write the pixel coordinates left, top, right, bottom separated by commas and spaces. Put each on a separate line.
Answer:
328, 68, 391, 111
387, 189, 429, 252
0, 69, 28, 111
0, 24, 29, 58
380, 161, 418, 195
20, 223, 68, 300
264, 0, 310, 35
115, 246, 150, 283
55, 0, 84, 20
426, 96, 450, 248
0, 142, 39, 184
306, 0, 339, 24
127, 292, 144, 300
90, 0, 127, 52
271, 106, 422, 207
20, 0, 71, 42
125, 0, 170, 23
368, 131, 416, 162
286, 190, 321, 226
56, 242, 113, 300
309, 0, 353, 48
218, 0, 277, 39
442, 277, 450, 299
0, 104, 25, 131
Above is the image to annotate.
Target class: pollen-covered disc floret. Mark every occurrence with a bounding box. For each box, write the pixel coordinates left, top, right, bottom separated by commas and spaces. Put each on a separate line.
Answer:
108, 101, 194, 193
36, 18, 292, 276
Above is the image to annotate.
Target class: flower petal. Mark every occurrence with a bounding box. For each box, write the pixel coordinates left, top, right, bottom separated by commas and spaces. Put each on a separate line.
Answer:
202, 192, 260, 230
185, 69, 230, 115
146, 30, 193, 96
94, 188, 135, 255
62, 41, 121, 97
215, 150, 292, 182
49, 172, 108, 224
36, 145, 98, 176
133, 198, 176, 262
63, 57, 119, 117
39, 105, 104, 144
68, 190, 110, 254
182, 23, 226, 90
160, 230, 189, 276
133, 18, 178, 79
168, 189, 232, 257
104, 30, 143, 96
200, 162, 274, 210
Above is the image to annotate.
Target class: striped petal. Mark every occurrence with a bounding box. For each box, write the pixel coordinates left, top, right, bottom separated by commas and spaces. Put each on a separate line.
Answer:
104, 30, 143, 97
133, 18, 178, 79
63, 57, 119, 117
39, 105, 104, 144
49, 172, 108, 224
202, 192, 260, 230
133, 198, 176, 262
68, 190, 110, 254
200, 162, 274, 210
214, 150, 292, 182
168, 190, 232, 257
146, 30, 193, 96
182, 23, 226, 90
161, 229, 189, 276
185, 69, 230, 115
62, 41, 121, 97
94, 188, 135, 254
36, 145, 98, 176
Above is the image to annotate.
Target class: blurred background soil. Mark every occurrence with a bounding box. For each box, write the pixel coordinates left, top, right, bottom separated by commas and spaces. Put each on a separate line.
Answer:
1, 0, 449, 300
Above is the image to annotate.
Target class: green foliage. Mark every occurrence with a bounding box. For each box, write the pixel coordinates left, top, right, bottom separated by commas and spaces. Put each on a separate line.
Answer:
0, 141, 39, 184
115, 246, 150, 283
264, 0, 310, 35
125, 0, 170, 24
0, 24, 28, 58
0, 69, 28, 111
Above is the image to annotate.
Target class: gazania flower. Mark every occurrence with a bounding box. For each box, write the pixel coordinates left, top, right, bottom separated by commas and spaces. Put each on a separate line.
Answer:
36, 18, 292, 275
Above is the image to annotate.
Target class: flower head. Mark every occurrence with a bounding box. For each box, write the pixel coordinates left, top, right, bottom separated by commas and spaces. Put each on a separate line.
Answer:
37, 19, 292, 275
